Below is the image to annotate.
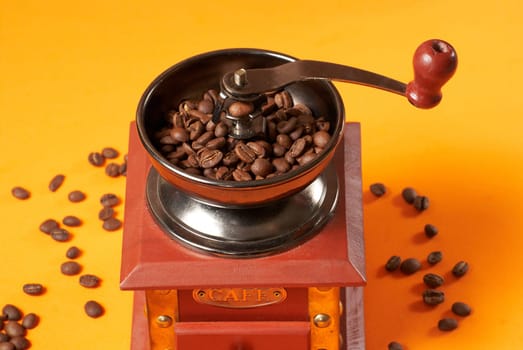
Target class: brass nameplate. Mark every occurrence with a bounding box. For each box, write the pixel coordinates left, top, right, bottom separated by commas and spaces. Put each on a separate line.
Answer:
193, 287, 287, 308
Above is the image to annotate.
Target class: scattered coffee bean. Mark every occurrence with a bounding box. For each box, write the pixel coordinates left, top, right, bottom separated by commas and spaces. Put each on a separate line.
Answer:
424, 223, 438, 238
451, 302, 472, 317
119, 162, 127, 176
452, 261, 469, 277
88, 151, 105, 166
438, 318, 458, 331
105, 163, 120, 177
427, 251, 443, 265
11, 187, 30, 200
79, 274, 101, 288
101, 147, 119, 159
62, 215, 82, 227
21, 313, 39, 329
103, 217, 122, 231
84, 300, 104, 318
385, 255, 401, 272
39, 219, 59, 234
9, 336, 30, 350
4, 321, 25, 337
61, 261, 82, 276
401, 187, 417, 204
98, 206, 115, 220
388, 341, 404, 350
400, 258, 421, 275
66, 246, 81, 259
48, 174, 65, 192
2, 305, 22, 321
22, 284, 44, 296
413, 195, 430, 211
369, 183, 386, 197
50, 228, 71, 242
423, 273, 444, 288
68, 190, 86, 203
100, 193, 119, 207
422, 289, 445, 305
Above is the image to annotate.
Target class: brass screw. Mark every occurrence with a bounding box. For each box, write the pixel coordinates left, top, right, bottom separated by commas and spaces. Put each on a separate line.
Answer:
156, 315, 173, 328
313, 313, 331, 328
273, 291, 281, 298
197, 290, 206, 298
233, 69, 247, 87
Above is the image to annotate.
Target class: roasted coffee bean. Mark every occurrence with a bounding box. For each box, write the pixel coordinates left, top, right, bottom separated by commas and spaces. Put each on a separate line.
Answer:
84, 300, 104, 318
401, 187, 417, 204
388, 341, 404, 350
22, 284, 44, 296
11, 187, 30, 200
79, 274, 101, 288
297, 151, 316, 165
423, 289, 445, 305
274, 90, 292, 108
385, 255, 401, 272
21, 313, 39, 329
288, 138, 307, 158
105, 163, 120, 177
198, 99, 214, 114
246, 141, 266, 158
48, 174, 65, 192
39, 219, 59, 234
170, 127, 189, 143
400, 258, 421, 275
424, 223, 438, 238
103, 217, 122, 231
222, 151, 239, 167
4, 321, 25, 337
369, 183, 386, 197
68, 190, 86, 202
215, 166, 232, 181
438, 318, 458, 331
232, 169, 252, 181
235, 142, 257, 163
62, 215, 82, 227
193, 131, 214, 147
50, 228, 71, 242
88, 152, 105, 166
206, 137, 226, 150
0, 341, 15, 350
277, 117, 297, 134
102, 147, 119, 159
198, 149, 223, 169
452, 261, 469, 277
251, 158, 273, 177
289, 125, 304, 140
228, 101, 254, 117
2, 305, 22, 321
66, 246, 81, 259
423, 273, 444, 288
312, 130, 330, 148
10, 336, 31, 350
214, 122, 228, 138
276, 134, 293, 149
451, 302, 472, 317
119, 162, 127, 176
413, 195, 430, 211
427, 251, 443, 265
98, 206, 114, 220
61, 261, 82, 276
100, 193, 119, 207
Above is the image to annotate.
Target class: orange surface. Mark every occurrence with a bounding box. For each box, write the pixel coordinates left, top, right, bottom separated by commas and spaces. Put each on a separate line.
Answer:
1, 1, 523, 349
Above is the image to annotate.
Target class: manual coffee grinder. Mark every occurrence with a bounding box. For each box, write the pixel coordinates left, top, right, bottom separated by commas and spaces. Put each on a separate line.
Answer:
120, 39, 457, 350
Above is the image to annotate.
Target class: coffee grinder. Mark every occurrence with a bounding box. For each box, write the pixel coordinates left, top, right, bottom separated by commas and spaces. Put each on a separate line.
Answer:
120, 39, 457, 349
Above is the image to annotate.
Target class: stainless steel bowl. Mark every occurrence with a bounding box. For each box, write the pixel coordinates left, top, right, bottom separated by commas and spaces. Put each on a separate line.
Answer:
136, 48, 345, 207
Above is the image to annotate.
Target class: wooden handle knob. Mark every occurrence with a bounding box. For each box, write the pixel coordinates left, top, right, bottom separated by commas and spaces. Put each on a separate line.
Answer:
406, 39, 457, 109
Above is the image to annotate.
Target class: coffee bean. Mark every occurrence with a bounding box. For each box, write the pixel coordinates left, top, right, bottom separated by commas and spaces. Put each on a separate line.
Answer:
0, 341, 15, 350
100, 193, 119, 207
22, 284, 44, 296
198, 149, 223, 169
62, 215, 82, 227
11, 187, 30, 200
401, 187, 417, 204
232, 169, 252, 181
400, 258, 421, 275
88, 152, 105, 166
423, 289, 445, 305
274, 90, 292, 108
235, 142, 257, 163
105, 163, 120, 177
2, 305, 22, 321
251, 158, 273, 177
102, 217, 122, 231
21, 313, 39, 329
170, 127, 189, 143
198, 99, 214, 114
102, 147, 119, 159
427, 251, 443, 265
39, 219, 59, 234
413, 195, 430, 211
61, 261, 82, 276
79, 274, 101, 288
98, 207, 114, 220
385, 255, 401, 272
288, 138, 307, 158
369, 183, 386, 197
438, 318, 458, 331
66, 246, 81, 259
48, 174, 65, 192
277, 117, 298, 134
4, 321, 25, 337
424, 224, 438, 238
8, 337, 30, 350
388, 341, 404, 350
272, 157, 291, 173
50, 228, 71, 242
228, 101, 254, 117
84, 300, 104, 318
68, 190, 86, 203
312, 130, 330, 148
451, 302, 472, 317
452, 261, 469, 277
119, 162, 127, 176
423, 273, 444, 288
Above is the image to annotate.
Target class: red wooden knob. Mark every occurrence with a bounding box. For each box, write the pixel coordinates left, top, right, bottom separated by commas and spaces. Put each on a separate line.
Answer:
406, 39, 457, 109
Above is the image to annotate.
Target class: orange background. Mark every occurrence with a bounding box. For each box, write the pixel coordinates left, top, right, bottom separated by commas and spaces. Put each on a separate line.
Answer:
1, 0, 522, 349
